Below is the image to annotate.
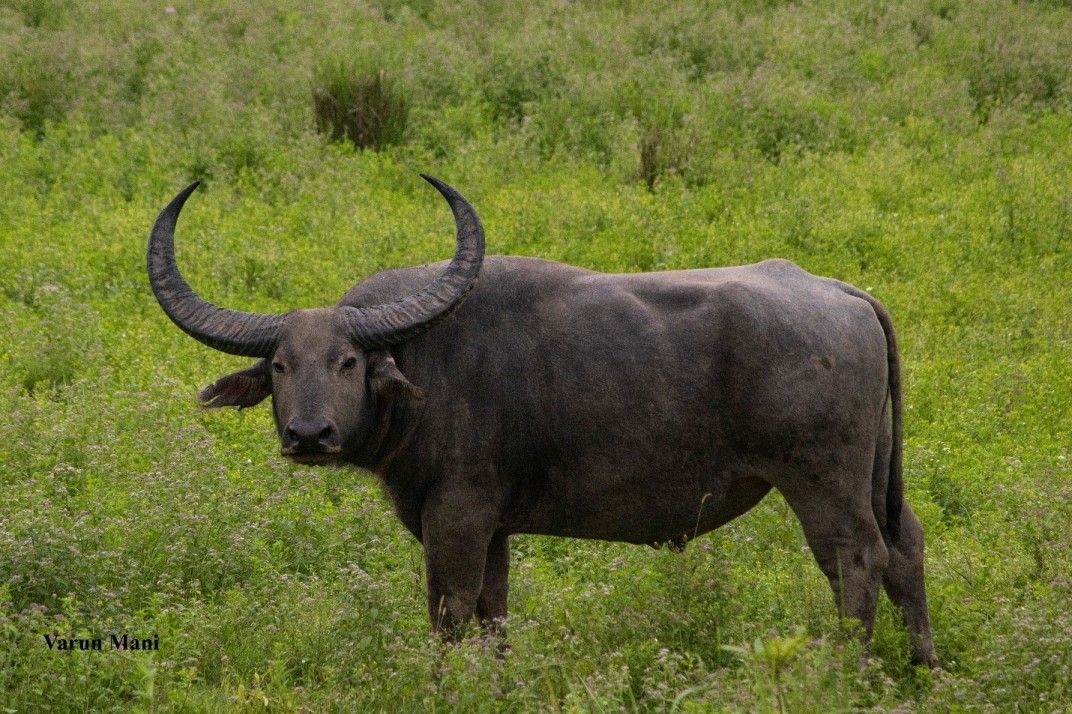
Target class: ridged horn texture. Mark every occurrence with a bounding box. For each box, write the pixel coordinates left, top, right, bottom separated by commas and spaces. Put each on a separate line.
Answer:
147, 181, 284, 357
342, 174, 485, 349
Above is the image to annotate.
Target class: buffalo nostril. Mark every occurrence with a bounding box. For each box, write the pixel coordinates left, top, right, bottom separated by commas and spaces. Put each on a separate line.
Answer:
283, 418, 338, 453
283, 418, 332, 445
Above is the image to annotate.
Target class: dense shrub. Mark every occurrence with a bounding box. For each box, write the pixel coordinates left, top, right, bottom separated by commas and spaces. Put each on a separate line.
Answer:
312, 61, 409, 149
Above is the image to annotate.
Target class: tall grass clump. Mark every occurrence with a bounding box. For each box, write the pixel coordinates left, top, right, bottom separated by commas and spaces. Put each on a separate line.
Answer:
943, 1, 1072, 118
638, 121, 697, 191
0, 31, 77, 136
312, 59, 409, 150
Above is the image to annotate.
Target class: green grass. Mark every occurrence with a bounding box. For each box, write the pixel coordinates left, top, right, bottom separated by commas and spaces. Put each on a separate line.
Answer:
0, 0, 1070, 710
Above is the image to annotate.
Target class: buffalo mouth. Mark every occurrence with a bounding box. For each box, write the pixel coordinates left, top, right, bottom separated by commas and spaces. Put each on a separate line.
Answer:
281, 447, 342, 466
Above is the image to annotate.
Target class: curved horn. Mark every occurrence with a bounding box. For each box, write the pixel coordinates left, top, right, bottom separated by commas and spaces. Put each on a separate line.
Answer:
147, 181, 284, 357
343, 174, 485, 349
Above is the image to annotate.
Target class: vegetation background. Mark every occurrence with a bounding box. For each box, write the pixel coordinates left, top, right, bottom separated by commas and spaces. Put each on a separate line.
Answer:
1, 0, 1070, 710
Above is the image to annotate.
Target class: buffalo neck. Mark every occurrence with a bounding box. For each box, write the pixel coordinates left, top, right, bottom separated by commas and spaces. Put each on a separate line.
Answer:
345, 392, 423, 473
343, 397, 426, 540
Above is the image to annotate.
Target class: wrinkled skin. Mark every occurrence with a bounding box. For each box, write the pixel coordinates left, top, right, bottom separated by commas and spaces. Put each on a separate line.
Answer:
200, 258, 937, 667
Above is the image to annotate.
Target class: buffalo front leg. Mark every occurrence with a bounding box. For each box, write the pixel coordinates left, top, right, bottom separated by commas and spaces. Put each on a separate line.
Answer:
421, 492, 498, 640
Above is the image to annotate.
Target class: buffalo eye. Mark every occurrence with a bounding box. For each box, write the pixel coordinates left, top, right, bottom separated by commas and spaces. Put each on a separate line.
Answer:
340, 356, 357, 372
272, 361, 285, 374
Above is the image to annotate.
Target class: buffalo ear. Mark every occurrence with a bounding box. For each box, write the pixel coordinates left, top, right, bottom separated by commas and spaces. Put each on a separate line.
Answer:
367, 351, 425, 402
199, 359, 272, 409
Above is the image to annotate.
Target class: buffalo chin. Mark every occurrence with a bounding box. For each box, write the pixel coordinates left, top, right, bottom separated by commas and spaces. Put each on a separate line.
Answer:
283, 452, 341, 466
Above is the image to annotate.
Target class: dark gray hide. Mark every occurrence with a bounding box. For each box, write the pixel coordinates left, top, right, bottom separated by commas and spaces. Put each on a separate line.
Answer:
148, 178, 937, 667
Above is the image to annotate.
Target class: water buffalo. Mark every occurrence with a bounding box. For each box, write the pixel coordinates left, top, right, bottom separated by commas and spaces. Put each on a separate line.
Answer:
148, 176, 937, 666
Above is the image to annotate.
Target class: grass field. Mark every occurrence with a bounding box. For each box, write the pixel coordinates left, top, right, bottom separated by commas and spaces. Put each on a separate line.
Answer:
1, 0, 1071, 710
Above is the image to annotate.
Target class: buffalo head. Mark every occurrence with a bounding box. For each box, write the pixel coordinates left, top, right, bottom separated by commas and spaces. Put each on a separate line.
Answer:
147, 175, 483, 464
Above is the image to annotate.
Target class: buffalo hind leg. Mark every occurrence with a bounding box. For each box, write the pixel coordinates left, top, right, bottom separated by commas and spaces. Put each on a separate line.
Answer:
782, 486, 889, 647
883, 502, 938, 667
